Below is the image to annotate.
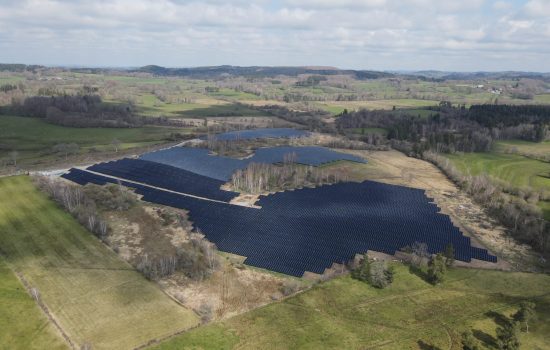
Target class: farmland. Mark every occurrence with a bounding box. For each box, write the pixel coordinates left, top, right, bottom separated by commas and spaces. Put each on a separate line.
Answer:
3, 68, 550, 124
317, 99, 440, 113
153, 265, 550, 350
445, 145, 550, 220
446, 152, 550, 192
0, 115, 191, 168
0, 258, 67, 350
0, 176, 199, 350
495, 140, 550, 160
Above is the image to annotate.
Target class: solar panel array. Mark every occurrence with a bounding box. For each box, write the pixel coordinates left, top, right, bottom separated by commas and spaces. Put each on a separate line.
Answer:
87, 158, 238, 202
201, 128, 310, 141
62, 168, 114, 186
140, 146, 366, 181
140, 147, 244, 181
251, 146, 366, 166
61, 169, 497, 277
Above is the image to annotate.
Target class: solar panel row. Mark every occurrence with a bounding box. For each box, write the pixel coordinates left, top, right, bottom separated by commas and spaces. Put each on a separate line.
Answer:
140, 146, 367, 181
87, 158, 238, 202
62, 169, 497, 277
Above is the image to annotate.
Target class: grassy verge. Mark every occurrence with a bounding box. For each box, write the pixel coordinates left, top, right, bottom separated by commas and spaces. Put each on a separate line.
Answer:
0, 176, 199, 350
152, 265, 550, 349
0, 258, 68, 349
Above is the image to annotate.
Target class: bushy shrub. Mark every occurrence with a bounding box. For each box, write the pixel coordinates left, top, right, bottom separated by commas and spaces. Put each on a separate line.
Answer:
176, 235, 220, 280
280, 280, 301, 296
352, 254, 394, 289
83, 183, 136, 211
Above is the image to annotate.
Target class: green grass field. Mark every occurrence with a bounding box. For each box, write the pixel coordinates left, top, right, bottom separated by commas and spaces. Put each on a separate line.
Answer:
153, 266, 550, 350
0, 258, 68, 349
0, 76, 25, 84
319, 99, 440, 113
0, 176, 199, 350
133, 94, 265, 118
175, 103, 266, 118
534, 94, 550, 104
207, 88, 261, 100
317, 103, 347, 115
446, 152, 550, 192
445, 149, 550, 220
495, 140, 550, 159
0, 115, 189, 165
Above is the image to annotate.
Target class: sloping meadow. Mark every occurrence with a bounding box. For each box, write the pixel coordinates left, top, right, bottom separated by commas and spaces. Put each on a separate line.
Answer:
0, 176, 199, 350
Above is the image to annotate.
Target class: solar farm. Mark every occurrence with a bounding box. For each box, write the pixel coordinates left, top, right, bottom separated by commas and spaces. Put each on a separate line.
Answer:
61, 132, 497, 277
140, 145, 366, 181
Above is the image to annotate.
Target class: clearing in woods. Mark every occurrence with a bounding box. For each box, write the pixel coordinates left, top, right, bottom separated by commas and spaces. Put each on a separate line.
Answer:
0, 176, 199, 350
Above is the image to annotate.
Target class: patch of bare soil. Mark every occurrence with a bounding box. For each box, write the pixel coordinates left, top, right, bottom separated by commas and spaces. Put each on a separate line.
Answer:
229, 193, 261, 208
160, 260, 303, 321
105, 204, 193, 265
338, 149, 540, 271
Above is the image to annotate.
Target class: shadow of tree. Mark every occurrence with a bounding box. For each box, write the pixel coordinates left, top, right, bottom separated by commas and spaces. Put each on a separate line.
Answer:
485, 310, 511, 327
417, 340, 442, 350
409, 265, 429, 282
473, 329, 497, 348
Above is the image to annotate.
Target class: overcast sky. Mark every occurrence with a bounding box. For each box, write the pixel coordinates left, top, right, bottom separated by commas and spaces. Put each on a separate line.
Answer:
0, 0, 549, 71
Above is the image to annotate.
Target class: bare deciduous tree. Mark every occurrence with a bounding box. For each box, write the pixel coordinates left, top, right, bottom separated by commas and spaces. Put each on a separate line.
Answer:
9, 150, 18, 166
111, 138, 121, 153
410, 241, 429, 268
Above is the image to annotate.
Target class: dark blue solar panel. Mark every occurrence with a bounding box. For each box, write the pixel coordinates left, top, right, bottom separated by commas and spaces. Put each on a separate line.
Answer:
201, 128, 309, 141
140, 147, 243, 181
61, 168, 151, 191
251, 146, 366, 166
86, 158, 237, 202
140, 146, 366, 181
62, 170, 497, 277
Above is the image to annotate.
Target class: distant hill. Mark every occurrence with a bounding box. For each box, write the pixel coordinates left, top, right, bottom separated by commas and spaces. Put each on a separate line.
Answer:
133, 65, 393, 80
409, 70, 550, 81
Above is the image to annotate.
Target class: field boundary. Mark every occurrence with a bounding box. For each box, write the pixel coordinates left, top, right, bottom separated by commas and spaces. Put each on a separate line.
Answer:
7, 263, 76, 349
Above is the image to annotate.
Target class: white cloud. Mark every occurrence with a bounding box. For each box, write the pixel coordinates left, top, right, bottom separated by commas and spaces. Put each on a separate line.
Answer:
0, 0, 548, 71
524, 0, 550, 17
284, 0, 387, 9
493, 1, 513, 11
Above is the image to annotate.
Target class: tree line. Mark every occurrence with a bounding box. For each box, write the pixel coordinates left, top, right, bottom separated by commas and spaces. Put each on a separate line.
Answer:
231, 154, 349, 194
2, 94, 145, 128
33, 176, 117, 240
336, 103, 549, 153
